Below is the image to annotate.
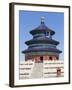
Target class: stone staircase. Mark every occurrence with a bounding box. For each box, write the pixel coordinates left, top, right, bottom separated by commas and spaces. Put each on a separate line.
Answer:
31, 63, 43, 78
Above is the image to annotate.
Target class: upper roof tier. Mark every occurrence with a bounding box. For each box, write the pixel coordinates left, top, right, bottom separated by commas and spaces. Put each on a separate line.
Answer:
30, 17, 55, 35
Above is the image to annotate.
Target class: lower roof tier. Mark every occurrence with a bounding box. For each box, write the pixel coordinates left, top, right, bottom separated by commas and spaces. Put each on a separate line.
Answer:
23, 51, 59, 56
25, 37, 59, 45
22, 48, 62, 53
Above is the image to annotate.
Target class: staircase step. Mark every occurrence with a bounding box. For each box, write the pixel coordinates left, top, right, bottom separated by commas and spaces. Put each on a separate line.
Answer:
31, 63, 43, 78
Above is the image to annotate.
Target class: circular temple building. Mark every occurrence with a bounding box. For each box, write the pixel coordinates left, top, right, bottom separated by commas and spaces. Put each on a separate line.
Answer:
22, 17, 62, 63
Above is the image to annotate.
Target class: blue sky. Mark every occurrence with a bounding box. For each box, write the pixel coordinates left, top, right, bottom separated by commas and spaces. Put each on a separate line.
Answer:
19, 10, 64, 61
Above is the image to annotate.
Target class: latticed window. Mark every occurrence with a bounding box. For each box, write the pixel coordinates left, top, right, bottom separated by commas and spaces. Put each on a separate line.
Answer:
40, 56, 43, 62
49, 56, 52, 60
56, 57, 59, 60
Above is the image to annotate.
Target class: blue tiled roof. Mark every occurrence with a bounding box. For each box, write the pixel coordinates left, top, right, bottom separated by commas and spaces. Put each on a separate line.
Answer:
25, 37, 59, 45
22, 48, 62, 53
22, 18, 62, 55
30, 23, 55, 35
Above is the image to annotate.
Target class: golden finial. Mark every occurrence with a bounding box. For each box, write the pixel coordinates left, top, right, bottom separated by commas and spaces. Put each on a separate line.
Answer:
41, 17, 45, 24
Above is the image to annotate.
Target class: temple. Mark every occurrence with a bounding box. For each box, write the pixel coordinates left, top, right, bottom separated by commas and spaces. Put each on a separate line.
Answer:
22, 17, 62, 63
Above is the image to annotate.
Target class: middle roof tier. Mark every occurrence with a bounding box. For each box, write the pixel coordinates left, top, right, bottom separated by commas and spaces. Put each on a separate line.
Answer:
25, 37, 59, 45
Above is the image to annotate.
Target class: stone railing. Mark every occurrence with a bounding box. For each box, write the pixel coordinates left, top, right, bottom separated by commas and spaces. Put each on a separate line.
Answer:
19, 60, 64, 79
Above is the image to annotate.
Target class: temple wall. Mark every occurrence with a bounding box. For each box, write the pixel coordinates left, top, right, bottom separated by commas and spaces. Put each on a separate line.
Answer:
25, 55, 59, 62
